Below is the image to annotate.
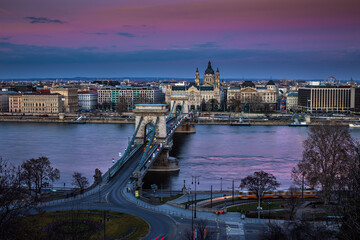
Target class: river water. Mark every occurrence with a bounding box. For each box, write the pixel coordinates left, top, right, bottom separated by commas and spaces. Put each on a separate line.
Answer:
1, 122, 359, 191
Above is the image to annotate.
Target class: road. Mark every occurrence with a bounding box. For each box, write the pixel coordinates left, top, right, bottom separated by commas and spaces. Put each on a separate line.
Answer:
43, 147, 179, 239
41, 114, 241, 239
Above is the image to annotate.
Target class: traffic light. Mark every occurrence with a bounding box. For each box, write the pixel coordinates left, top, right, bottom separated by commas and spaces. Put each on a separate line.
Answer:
112, 158, 115, 164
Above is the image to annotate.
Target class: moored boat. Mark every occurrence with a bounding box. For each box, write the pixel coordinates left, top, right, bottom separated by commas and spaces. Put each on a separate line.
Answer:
288, 119, 308, 127
230, 117, 251, 126
68, 115, 87, 124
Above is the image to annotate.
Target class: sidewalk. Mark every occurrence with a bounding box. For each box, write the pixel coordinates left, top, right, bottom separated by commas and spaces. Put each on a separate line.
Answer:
123, 183, 285, 225
170, 192, 232, 204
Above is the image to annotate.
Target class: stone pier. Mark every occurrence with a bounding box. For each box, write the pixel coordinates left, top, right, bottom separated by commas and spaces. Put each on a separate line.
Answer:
175, 121, 196, 133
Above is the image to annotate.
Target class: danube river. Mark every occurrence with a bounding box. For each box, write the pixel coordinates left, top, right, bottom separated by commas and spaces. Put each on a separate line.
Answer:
1, 122, 359, 191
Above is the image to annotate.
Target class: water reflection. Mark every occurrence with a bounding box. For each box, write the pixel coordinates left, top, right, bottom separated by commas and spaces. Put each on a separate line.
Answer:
2, 122, 360, 191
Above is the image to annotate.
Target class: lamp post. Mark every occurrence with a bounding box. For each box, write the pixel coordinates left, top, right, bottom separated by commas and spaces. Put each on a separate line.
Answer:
220, 177, 222, 192
98, 184, 101, 203
301, 172, 305, 202
191, 195, 194, 240
232, 179, 235, 204
192, 176, 200, 218
268, 199, 271, 225
257, 188, 262, 221
210, 185, 213, 208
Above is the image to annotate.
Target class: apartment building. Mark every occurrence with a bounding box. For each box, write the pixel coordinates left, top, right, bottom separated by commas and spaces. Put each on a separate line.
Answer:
50, 87, 78, 113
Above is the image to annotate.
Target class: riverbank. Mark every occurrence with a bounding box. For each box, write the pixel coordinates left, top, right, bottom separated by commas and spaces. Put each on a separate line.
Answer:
0, 113, 358, 125
0, 115, 135, 124
195, 119, 354, 126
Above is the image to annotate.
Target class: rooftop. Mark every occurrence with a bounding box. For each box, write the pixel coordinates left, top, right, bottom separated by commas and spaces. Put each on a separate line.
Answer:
23, 92, 61, 95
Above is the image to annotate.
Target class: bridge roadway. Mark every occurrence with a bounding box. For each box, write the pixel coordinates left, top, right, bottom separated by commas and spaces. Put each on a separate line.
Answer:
43, 147, 179, 239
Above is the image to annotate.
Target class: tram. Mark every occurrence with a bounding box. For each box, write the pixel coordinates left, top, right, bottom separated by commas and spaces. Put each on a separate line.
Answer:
238, 189, 318, 199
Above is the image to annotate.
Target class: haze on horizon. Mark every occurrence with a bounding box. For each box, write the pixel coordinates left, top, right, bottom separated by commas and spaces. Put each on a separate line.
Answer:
0, 0, 359, 80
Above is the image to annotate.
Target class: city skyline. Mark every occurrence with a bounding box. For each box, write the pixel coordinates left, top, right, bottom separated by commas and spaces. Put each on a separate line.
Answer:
1, 0, 359, 79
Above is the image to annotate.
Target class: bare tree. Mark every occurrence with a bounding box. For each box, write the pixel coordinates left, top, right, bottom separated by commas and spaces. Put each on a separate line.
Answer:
183, 219, 215, 240
330, 150, 360, 240
292, 124, 357, 205
115, 101, 126, 115
115, 95, 130, 114
248, 94, 262, 112
262, 219, 335, 240
99, 101, 112, 111
21, 157, 60, 199
240, 171, 280, 202
0, 158, 36, 239
206, 99, 219, 112
261, 222, 287, 240
200, 99, 207, 112
72, 172, 89, 193
228, 93, 242, 112
286, 186, 300, 220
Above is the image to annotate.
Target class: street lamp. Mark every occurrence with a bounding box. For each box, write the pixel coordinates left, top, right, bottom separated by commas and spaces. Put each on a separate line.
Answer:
257, 188, 262, 221
302, 172, 305, 202
268, 199, 271, 225
307, 99, 311, 113
220, 177, 223, 192
192, 176, 200, 218
191, 195, 194, 240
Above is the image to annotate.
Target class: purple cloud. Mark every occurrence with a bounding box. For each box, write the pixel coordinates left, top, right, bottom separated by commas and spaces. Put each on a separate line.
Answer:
116, 32, 135, 38
25, 17, 66, 24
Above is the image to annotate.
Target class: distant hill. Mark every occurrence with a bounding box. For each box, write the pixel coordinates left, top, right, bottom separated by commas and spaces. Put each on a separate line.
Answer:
1, 77, 335, 82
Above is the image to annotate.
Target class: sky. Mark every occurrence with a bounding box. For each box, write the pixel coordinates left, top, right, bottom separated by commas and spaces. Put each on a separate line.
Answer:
0, 0, 359, 80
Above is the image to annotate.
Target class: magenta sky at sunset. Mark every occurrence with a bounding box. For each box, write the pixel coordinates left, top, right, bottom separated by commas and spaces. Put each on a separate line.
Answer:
1, 0, 359, 79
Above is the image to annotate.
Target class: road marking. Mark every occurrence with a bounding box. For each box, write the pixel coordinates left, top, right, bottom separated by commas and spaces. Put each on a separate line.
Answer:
105, 191, 110, 203
226, 222, 245, 236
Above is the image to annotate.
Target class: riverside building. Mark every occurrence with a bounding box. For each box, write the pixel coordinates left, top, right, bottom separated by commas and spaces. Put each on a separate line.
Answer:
78, 90, 98, 111
226, 80, 278, 111
0, 90, 17, 112
286, 92, 298, 111
298, 86, 354, 113
9, 92, 63, 114
8, 94, 22, 113
50, 87, 79, 113
97, 86, 164, 111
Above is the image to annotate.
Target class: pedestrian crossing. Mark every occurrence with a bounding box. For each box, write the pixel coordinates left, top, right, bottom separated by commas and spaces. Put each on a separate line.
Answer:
225, 222, 245, 240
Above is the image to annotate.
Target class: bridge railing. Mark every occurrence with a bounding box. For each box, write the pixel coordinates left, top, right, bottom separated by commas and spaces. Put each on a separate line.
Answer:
108, 144, 142, 180
124, 116, 143, 157
166, 102, 176, 122
166, 113, 187, 137
103, 117, 144, 182
177, 101, 185, 121
136, 117, 159, 171
138, 143, 161, 176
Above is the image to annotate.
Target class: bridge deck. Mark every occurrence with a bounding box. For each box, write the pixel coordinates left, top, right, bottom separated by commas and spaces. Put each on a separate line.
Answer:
106, 111, 192, 188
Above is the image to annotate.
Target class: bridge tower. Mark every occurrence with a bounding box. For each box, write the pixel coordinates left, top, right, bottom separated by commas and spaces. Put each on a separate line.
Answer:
133, 104, 168, 144
169, 95, 189, 119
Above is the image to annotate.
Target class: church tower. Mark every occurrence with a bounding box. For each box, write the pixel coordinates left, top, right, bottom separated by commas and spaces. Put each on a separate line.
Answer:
216, 68, 220, 85
195, 68, 200, 86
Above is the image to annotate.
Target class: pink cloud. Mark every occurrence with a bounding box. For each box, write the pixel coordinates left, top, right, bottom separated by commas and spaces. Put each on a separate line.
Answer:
0, 7, 11, 14
0, 0, 359, 51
